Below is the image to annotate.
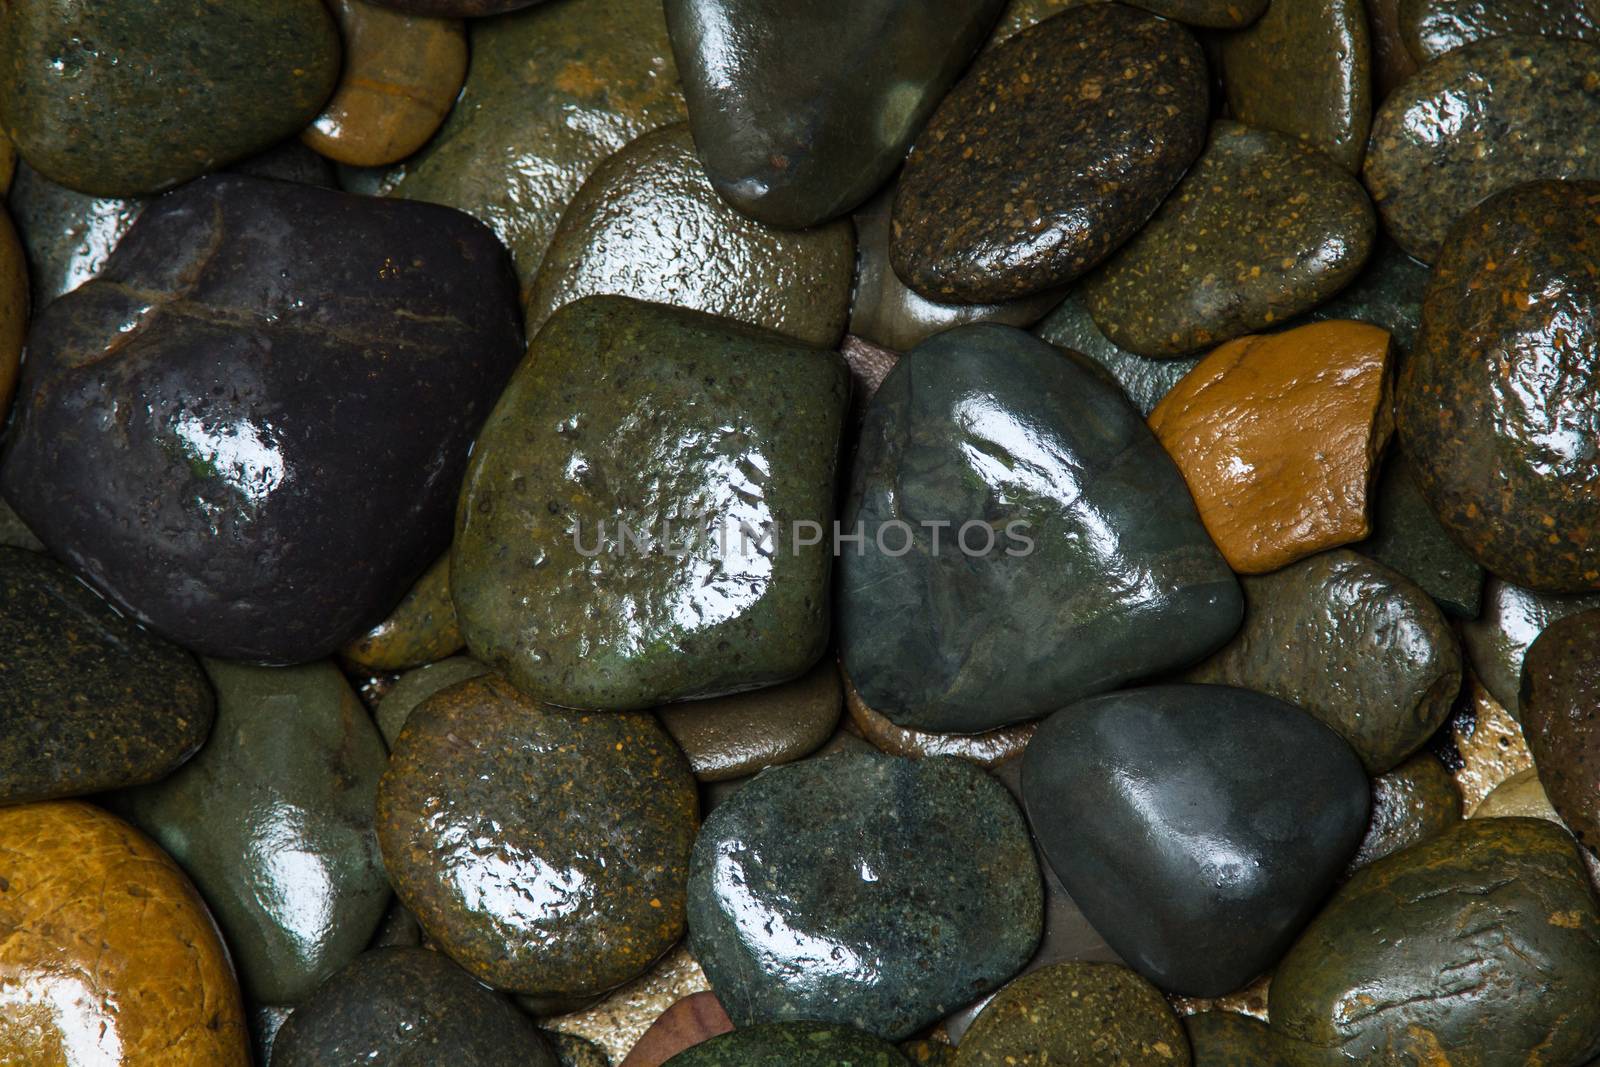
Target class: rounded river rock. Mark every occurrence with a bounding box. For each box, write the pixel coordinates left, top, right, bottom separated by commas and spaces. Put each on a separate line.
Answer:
1521, 609, 1600, 851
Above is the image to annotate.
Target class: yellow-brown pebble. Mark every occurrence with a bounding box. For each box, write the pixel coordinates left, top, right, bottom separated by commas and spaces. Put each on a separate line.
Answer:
0, 206, 26, 419
0, 801, 250, 1066
302, 0, 467, 167
1149, 320, 1393, 574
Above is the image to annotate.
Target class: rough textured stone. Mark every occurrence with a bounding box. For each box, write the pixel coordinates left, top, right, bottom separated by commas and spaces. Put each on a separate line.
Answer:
1462, 580, 1600, 718
657, 660, 841, 781
1400, 0, 1600, 63
341, 553, 463, 672
664, 1023, 913, 1066
374, 656, 491, 747
1356, 451, 1485, 619
1351, 752, 1462, 870
1521, 610, 1600, 851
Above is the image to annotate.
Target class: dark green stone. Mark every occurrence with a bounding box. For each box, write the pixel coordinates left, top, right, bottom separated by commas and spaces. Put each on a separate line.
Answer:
109, 660, 390, 1004
891, 3, 1208, 302
687, 750, 1042, 1040
1271, 818, 1600, 1064
1365, 36, 1600, 262
1461, 579, 1600, 717
1400, 0, 1600, 63
271, 948, 557, 1067
1033, 292, 1200, 416
664, 0, 1005, 229
665, 1023, 913, 1067
0, 547, 212, 804
839, 323, 1241, 734
1349, 752, 1462, 871
7, 163, 144, 304
454, 295, 847, 711
1084, 121, 1376, 358
1355, 451, 1485, 618
1187, 549, 1462, 774
374, 656, 491, 748
376, 674, 697, 998
0, 0, 338, 196
1521, 610, 1600, 851
544, 1031, 611, 1067
1298, 239, 1429, 356
1184, 1013, 1289, 1067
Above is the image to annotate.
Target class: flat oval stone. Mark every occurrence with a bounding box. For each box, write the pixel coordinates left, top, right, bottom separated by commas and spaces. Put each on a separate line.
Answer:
844, 670, 1036, 767
657, 659, 842, 781
109, 660, 390, 1004
1185, 1013, 1289, 1066
664, 0, 1005, 229
953, 963, 1190, 1066
526, 124, 855, 347
1084, 121, 1376, 358
0, 175, 524, 663
1399, 179, 1600, 592
1034, 293, 1201, 416
1216, 0, 1372, 172
1365, 36, 1600, 262
1356, 451, 1485, 619
341, 554, 463, 672
0, 0, 338, 196
665, 1023, 913, 1067
378, 674, 697, 998
271, 948, 557, 1066
1187, 550, 1461, 773
1400, 0, 1600, 63
7, 162, 145, 303
0, 546, 212, 804
374, 655, 491, 746
454, 296, 847, 711
0, 801, 250, 1064
1522, 610, 1600, 849
1462, 580, 1600, 716
1022, 684, 1370, 996
302, 0, 467, 168
687, 750, 1042, 1040
1272, 818, 1600, 1062
1351, 752, 1462, 870
892, 3, 1208, 303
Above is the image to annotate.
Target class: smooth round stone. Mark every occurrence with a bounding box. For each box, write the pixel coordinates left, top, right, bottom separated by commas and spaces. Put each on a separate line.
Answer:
1475, 766, 1557, 819
1400, 180, 1600, 592
1131, 0, 1267, 27
1184, 1013, 1289, 1067
1401, 0, 1600, 63
1366, 36, 1600, 262
6, 162, 145, 303
394, 0, 686, 290
271, 948, 557, 1066
1034, 293, 1200, 416
374, 655, 491, 746
378, 674, 697, 998
1272, 818, 1600, 1062
657, 660, 842, 782
0, 547, 212, 804
1084, 121, 1376, 358
664, 0, 1005, 229
0, 0, 338, 196
253, 1005, 294, 1067
665, 1023, 913, 1067
839, 324, 1242, 735
0, 175, 524, 663
303, 0, 467, 168
953, 963, 1190, 1066
1023, 685, 1369, 996
526, 124, 854, 347
688, 750, 1042, 1040
1462, 580, 1600, 717
1187, 549, 1462, 774
454, 296, 847, 711
892, 3, 1208, 303
845, 670, 1035, 766
1522, 610, 1600, 850
0, 801, 250, 1064
342, 553, 464, 672
620, 991, 733, 1067
1356, 451, 1485, 619
1216, 0, 1372, 172
1351, 752, 1462, 870
109, 660, 389, 1004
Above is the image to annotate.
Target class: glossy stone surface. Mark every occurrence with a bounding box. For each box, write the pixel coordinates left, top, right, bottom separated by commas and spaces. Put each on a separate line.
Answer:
109, 660, 389, 1004
1351, 752, 1462, 870
1399, 179, 1600, 592
1365, 36, 1600, 262
393, 0, 686, 291
6, 163, 145, 303
271, 948, 557, 1066
1189, 551, 1460, 773
665, 1023, 912, 1066
1522, 610, 1600, 850
1357, 451, 1485, 618
303, 0, 467, 168
526, 124, 854, 347
0, 175, 523, 663
665, 0, 1004, 229
658, 660, 841, 782
0, 547, 211, 804
1271, 818, 1600, 1063
839, 323, 1241, 734
1033, 293, 1201, 416
845, 671, 1035, 767
455, 296, 847, 711
0, 0, 338, 196
954, 963, 1189, 1066
1185, 1013, 1289, 1067
1023, 684, 1369, 996
1216, 0, 1372, 172
341, 554, 463, 672
1400, 0, 1600, 63
620, 991, 733, 1067
1462, 580, 1600, 717
892, 3, 1208, 302
378, 674, 697, 998
687, 750, 1041, 1040
1085, 121, 1376, 358
374, 655, 490, 746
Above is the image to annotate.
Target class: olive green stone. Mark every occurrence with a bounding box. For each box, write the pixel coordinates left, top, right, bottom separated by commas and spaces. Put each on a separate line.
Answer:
1084, 121, 1376, 358
665, 1023, 913, 1066
342, 553, 464, 672
1461, 580, 1600, 718
0, 0, 338, 196
1365, 35, 1600, 262
1400, 0, 1600, 64
1186, 549, 1462, 774
1185, 1013, 1290, 1067
0, 546, 213, 804
375, 655, 492, 747
657, 659, 842, 781
1216, 0, 1372, 172
7, 162, 144, 304
1521, 610, 1600, 851
454, 296, 848, 711
109, 659, 391, 1004
376, 674, 697, 998
1349, 752, 1462, 870
1271, 818, 1600, 1064
1033, 292, 1200, 416
393, 0, 686, 294
953, 963, 1190, 1067
544, 1031, 611, 1067
526, 124, 854, 347
1355, 451, 1485, 619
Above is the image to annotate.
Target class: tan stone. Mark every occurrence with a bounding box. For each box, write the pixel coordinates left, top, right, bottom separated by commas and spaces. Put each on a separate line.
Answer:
1452, 674, 1534, 813
546, 942, 710, 1065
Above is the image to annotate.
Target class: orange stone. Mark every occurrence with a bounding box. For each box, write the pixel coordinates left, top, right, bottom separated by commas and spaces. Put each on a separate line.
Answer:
1148, 319, 1393, 574
0, 801, 250, 1065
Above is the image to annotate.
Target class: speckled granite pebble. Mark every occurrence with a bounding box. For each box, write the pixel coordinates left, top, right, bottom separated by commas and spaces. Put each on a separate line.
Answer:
374, 656, 491, 747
